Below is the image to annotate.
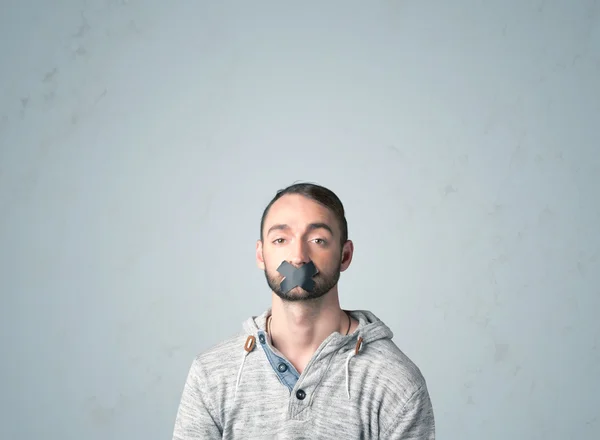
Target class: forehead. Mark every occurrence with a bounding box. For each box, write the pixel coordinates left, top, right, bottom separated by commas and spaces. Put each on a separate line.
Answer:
264, 194, 336, 230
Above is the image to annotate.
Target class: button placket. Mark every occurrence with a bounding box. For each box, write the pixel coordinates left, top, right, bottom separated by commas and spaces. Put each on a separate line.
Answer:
257, 330, 300, 392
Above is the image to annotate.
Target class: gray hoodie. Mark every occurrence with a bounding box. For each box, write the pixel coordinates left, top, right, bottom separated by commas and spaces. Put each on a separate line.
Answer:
172, 309, 435, 439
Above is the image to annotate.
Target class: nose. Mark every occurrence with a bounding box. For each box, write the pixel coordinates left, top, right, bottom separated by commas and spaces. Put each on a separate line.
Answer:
288, 239, 310, 266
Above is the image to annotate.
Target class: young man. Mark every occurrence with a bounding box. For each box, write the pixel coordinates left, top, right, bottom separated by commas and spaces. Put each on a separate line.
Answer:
172, 182, 435, 439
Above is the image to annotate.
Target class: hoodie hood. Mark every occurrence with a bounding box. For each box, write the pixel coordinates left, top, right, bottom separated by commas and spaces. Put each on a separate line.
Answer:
242, 308, 393, 345
235, 308, 394, 399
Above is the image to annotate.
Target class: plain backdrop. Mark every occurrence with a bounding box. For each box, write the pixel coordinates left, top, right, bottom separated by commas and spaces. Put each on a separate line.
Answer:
1, 1, 599, 439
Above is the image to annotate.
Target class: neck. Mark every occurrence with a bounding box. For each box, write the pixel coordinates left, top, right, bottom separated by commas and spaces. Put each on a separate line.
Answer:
268, 290, 351, 358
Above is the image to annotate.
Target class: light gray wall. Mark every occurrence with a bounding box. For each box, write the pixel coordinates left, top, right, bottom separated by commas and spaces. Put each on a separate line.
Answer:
1, 1, 599, 439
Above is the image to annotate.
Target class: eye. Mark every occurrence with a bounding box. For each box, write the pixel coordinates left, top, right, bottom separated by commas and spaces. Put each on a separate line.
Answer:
272, 238, 285, 244
313, 238, 327, 245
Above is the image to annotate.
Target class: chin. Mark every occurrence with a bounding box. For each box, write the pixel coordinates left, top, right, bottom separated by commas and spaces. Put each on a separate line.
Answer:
275, 287, 329, 303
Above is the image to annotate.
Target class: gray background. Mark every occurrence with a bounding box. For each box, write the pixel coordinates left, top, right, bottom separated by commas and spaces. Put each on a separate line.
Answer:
1, 1, 599, 439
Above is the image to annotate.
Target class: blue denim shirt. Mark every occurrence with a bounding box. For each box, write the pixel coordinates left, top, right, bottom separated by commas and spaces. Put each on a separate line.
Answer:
256, 329, 300, 392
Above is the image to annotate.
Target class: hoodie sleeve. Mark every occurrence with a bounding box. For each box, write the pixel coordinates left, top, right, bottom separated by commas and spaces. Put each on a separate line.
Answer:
172, 358, 223, 440
380, 384, 435, 439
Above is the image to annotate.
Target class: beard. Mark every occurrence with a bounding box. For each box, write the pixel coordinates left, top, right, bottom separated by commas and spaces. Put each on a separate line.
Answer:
264, 257, 342, 302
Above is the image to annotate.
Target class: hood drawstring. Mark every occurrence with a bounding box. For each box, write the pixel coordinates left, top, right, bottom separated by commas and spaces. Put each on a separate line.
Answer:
345, 336, 364, 399
235, 335, 256, 398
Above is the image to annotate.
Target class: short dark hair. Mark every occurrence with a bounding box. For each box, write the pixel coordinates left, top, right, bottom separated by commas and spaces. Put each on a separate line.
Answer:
260, 182, 348, 246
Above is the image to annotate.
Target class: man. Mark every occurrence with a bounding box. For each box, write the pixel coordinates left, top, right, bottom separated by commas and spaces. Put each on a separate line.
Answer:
172, 182, 435, 439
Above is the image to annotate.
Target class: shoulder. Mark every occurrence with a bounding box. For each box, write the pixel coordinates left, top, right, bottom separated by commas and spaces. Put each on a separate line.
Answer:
191, 330, 248, 373
360, 337, 429, 400
178, 330, 249, 405
184, 310, 269, 385
357, 338, 433, 432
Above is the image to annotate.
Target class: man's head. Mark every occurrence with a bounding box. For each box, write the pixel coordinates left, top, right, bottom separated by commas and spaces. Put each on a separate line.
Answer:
256, 182, 354, 302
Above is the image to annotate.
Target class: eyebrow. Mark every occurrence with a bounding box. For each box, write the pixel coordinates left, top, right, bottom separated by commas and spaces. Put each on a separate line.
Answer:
267, 222, 334, 236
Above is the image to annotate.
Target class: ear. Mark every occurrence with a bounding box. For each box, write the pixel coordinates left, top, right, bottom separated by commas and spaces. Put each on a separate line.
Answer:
340, 239, 354, 272
256, 239, 265, 270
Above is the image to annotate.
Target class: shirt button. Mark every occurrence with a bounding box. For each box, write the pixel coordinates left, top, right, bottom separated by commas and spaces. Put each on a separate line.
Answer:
296, 389, 306, 400
258, 334, 266, 344
277, 363, 288, 372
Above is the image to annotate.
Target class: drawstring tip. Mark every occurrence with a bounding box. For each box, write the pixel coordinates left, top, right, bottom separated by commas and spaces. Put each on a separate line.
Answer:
345, 337, 363, 401
236, 336, 256, 399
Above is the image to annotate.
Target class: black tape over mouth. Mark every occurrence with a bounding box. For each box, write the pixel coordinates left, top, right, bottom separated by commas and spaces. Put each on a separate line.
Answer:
277, 261, 318, 293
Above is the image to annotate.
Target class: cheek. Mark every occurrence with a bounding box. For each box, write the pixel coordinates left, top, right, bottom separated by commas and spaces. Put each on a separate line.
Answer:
313, 255, 341, 274
264, 257, 283, 275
